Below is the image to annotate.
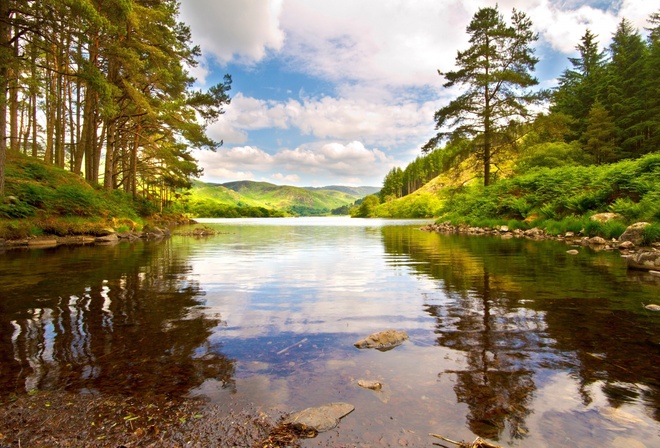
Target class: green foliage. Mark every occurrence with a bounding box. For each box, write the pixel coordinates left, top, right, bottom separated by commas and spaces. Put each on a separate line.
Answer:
186, 199, 285, 218
437, 152, 660, 227
352, 195, 380, 218
0, 199, 36, 219
642, 223, 660, 245
515, 141, 589, 173
183, 180, 366, 217
374, 192, 444, 218
51, 185, 103, 216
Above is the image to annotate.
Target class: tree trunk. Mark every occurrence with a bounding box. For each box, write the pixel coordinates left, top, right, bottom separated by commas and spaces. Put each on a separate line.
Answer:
0, 0, 11, 195
8, 22, 19, 153
104, 118, 116, 190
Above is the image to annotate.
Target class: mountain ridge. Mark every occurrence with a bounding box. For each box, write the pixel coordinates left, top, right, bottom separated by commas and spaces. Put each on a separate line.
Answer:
186, 180, 379, 217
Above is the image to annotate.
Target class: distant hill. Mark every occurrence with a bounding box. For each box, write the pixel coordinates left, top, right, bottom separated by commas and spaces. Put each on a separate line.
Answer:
186, 180, 378, 217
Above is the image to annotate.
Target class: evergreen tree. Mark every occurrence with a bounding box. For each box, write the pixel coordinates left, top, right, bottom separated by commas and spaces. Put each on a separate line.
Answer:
424, 6, 542, 186
582, 100, 617, 165
642, 11, 660, 153
552, 29, 607, 139
605, 19, 648, 157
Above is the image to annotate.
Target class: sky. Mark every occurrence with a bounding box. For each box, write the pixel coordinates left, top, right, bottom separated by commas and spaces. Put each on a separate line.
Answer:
178, 0, 657, 188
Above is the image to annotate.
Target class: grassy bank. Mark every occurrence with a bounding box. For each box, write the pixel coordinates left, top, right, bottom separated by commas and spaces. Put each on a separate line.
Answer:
375, 152, 660, 243
0, 154, 171, 239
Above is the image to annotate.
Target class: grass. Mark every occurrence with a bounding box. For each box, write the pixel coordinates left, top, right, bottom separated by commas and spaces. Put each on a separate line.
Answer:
0, 154, 161, 239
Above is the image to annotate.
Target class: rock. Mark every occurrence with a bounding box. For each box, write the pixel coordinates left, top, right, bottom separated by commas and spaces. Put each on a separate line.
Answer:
95, 227, 116, 237
523, 227, 544, 238
117, 232, 141, 241
565, 231, 575, 238
619, 222, 651, 246
612, 437, 647, 448
354, 329, 409, 351
619, 240, 635, 250
591, 212, 623, 223
27, 238, 58, 248
95, 233, 119, 243
566, 249, 579, 255
644, 304, 660, 311
626, 250, 660, 271
649, 270, 660, 277
357, 379, 383, 391
283, 402, 354, 434
499, 225, 509, 232
588, 236, 608, 245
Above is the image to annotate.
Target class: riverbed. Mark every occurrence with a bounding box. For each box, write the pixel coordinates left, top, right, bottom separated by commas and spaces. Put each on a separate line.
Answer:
0, 217, 658, 447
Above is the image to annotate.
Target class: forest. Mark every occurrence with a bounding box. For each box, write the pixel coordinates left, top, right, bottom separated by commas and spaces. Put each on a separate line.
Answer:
0, 0, 230, 207
371, 7, 660, 234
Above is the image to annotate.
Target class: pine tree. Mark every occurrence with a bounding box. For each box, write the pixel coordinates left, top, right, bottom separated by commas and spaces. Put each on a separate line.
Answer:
605, 19, 648, 157
582, 100, 617, 165
552, 29, 607, 139
424, 6, 542, 186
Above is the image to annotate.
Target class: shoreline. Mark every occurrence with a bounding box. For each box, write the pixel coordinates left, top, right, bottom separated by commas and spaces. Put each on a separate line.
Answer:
420, 221, 660, 272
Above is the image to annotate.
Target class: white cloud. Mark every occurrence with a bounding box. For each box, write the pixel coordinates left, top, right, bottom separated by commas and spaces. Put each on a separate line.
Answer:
209, 92, 439, 150
179, 0, 285, 65
272, 173, 300, 183
195, 141, 395, 186
276, 141, 388, 176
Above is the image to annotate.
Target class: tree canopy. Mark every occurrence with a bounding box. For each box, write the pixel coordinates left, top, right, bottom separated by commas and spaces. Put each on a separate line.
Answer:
0, 0, 231, 207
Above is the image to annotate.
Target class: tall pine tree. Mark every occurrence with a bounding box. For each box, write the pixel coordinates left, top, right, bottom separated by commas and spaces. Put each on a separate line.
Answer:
424, 6, 542, 186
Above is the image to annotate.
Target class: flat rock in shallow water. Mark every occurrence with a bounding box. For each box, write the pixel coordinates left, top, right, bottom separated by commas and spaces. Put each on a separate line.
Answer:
354, 329, 409, 351
283, 402, 354, 433
357, 379, 383, 391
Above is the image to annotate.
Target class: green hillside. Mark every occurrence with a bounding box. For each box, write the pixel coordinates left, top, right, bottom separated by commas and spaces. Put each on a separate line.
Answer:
181, 180, 376, 217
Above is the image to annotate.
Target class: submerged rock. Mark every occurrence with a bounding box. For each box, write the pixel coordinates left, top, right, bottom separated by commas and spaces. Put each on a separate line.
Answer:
283, 402, 354, 434
357, 379, 383, 391
354, 329, 409, 351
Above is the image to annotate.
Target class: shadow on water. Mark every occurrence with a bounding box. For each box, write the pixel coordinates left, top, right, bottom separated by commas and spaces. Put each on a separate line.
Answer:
381, 227, 660, 443
0, 240, 236, 400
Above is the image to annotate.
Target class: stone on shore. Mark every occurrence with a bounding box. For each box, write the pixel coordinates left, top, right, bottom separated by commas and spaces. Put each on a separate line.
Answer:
95, 233, 119, 243
626, 250, 660, 271
619, 222, 650, 246
283, 402, 354, 434
354, 329, 409, 351
591, 213, 623, 223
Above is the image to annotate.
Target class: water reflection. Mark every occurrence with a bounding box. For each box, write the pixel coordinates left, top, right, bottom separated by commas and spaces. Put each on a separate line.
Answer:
0, 242, 235, 398
0, 219, 658, 447
382, 227, 660, 443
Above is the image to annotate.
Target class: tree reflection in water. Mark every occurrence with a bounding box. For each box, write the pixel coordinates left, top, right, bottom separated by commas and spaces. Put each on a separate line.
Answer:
381, 226, 660, 443
427, 269, 540, 441
0, 241, 235, 399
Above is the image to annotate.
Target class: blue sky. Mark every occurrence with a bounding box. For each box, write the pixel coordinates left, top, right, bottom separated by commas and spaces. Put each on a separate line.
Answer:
179, 0, 656, 187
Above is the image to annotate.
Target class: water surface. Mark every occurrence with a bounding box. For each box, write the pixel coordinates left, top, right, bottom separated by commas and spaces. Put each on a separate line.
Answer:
0, 217, 658, 447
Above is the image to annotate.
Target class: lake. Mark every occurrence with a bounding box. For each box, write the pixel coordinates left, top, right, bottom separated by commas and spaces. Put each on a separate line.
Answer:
0, 216, 659, 447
